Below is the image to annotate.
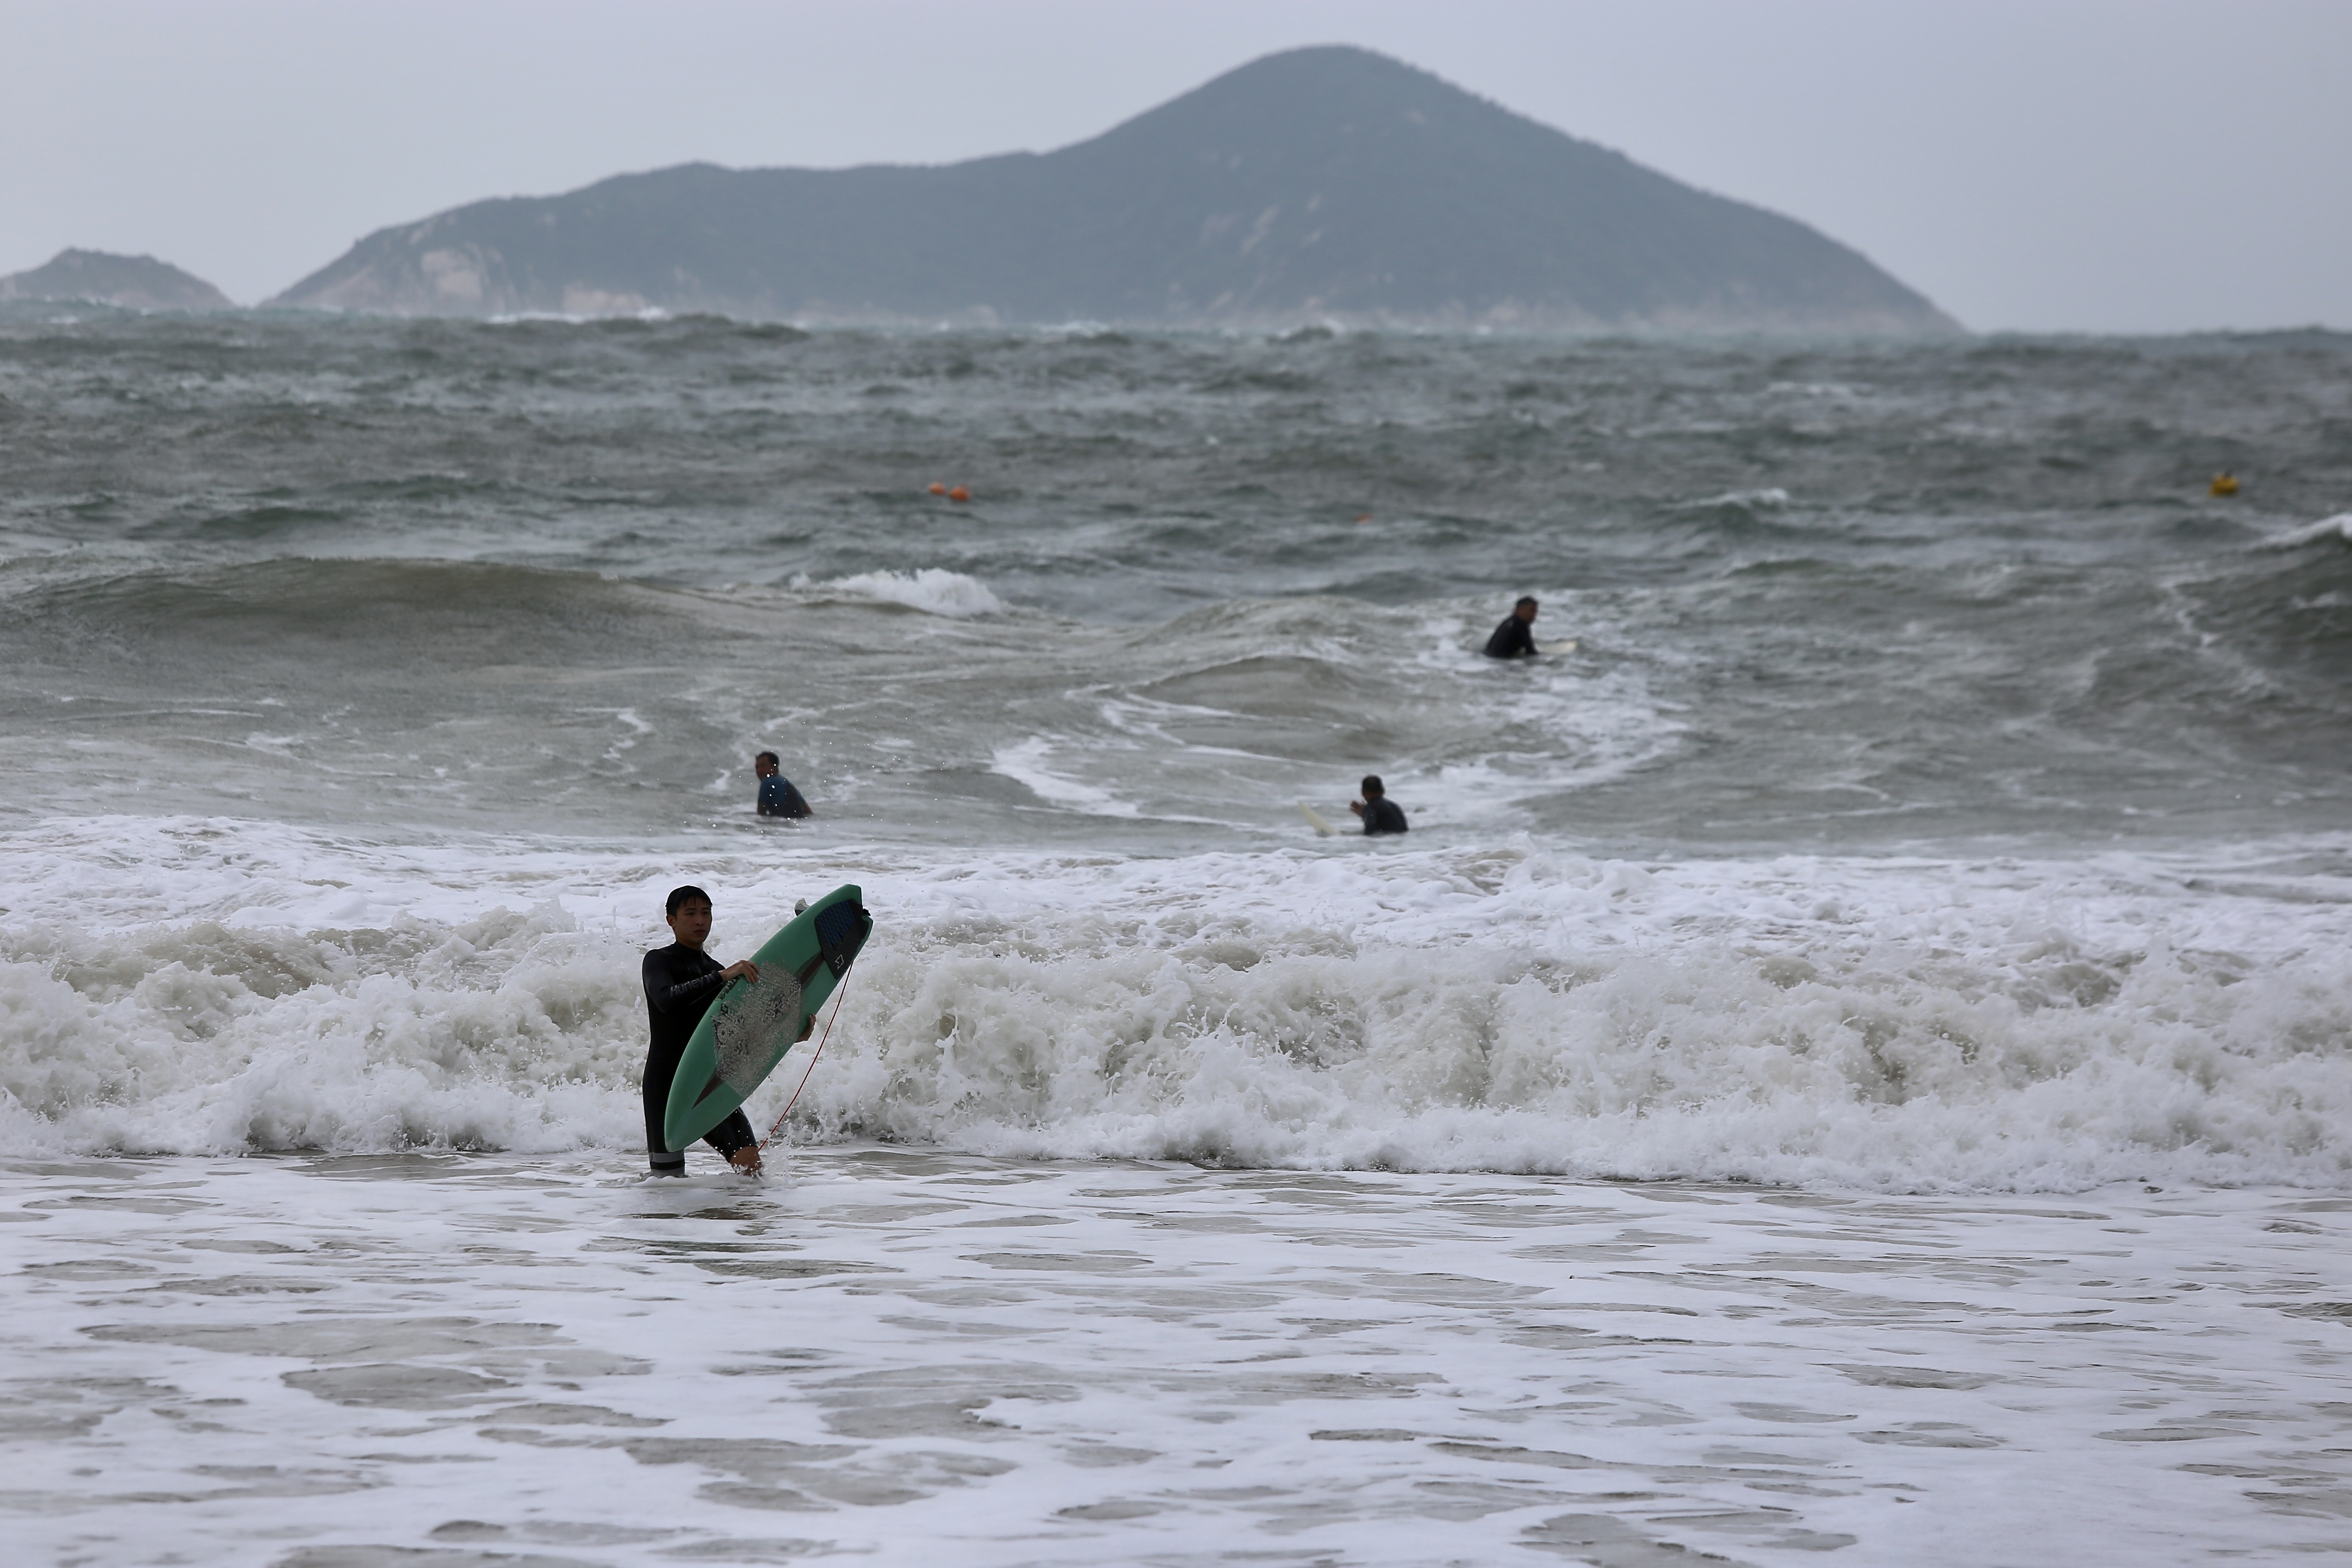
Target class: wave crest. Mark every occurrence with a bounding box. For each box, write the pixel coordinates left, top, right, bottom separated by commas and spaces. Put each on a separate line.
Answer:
801, 568, 1005, 618
2266, 512, 2352, 550
6, 840, 2348, 1191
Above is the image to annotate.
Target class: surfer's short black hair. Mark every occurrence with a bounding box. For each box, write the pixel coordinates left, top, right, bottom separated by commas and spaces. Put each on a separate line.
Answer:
1516, 595, 1539, 609
1361, 775, 1385, 797
756, 750, 779, 766
666, 885, 712, 917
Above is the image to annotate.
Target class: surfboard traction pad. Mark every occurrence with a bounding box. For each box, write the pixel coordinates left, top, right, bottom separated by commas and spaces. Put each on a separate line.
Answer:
666, 888, 872, 1151
710, 972, 804, 1096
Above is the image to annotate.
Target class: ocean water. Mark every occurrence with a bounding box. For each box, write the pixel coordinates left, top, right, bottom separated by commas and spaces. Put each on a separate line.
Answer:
3, 310, 2350, 1563
6, 1152, 2349, 1566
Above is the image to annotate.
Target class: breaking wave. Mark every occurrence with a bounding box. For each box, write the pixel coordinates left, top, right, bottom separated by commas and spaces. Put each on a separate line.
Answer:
805, 568, 1005, 618
2266, 512, 2352, 550
5, 824, 2347, 1192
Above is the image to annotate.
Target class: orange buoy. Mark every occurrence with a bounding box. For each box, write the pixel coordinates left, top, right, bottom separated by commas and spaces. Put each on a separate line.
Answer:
928, 481, 947, 496
948, 486, 971, 503
1354, 512, 1374, 523
2210, 472, 2239, 496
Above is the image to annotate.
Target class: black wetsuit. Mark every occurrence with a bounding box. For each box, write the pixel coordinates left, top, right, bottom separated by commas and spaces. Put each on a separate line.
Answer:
758, 775, 811, 818
641, 942, 757, 1174
1483, 614, 1537, 658
1361, 796, 1409, 835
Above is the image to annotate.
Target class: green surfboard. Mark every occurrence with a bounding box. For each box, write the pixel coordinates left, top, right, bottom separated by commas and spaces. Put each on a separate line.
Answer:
662, 883, 873, 1154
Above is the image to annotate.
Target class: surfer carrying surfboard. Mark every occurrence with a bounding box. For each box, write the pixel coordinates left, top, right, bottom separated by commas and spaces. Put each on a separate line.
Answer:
641, 885, 765, 1176
1483, 596, 1540, 658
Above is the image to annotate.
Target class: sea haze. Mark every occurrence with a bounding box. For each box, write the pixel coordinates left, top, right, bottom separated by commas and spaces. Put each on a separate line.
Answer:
3, 309, 2351, 1563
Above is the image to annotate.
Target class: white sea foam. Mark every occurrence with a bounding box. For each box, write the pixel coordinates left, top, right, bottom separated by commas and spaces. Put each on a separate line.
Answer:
4, 817, 2347, 1190
1684, 487, 1791, 510
801, 567, 1005, 617
1765, 380, 1867, 400
989, 736, 1141, 817
9, 1151, 2343, 1565
2267, 511, 2352, 548
1395, 606, 1691, 821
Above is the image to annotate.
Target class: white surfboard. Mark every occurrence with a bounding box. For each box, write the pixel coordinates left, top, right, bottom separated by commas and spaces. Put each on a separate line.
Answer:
1298, 802, 1338, 837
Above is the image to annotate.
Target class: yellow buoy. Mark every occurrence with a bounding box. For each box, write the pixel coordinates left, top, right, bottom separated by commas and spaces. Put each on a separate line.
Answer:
2210, 472, 2239, 496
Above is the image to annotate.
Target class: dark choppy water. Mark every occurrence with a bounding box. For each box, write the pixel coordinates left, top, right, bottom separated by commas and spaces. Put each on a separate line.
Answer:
3, 313, 2348, 848
2, 309, 2349, 1184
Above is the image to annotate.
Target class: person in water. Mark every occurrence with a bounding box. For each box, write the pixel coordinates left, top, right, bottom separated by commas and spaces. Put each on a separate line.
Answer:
1484, 596, 1540, 658
1350, 775, 1409, 835
755, 751, 812, 818
642, 885, 764, 1176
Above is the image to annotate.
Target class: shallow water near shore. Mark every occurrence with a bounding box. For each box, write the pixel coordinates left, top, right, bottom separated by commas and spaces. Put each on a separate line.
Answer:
6, 1149, 2348, 1566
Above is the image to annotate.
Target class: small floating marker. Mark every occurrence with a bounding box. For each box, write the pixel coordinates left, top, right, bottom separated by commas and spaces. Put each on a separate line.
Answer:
1354, 512, 1374, 523
928, 481, 947, 496
2210, 471, 2239, 496
948, 486, 971, 503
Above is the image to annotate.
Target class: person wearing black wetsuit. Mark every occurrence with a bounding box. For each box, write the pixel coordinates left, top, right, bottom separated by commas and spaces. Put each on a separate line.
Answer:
754, 751, 812, 818
642, 884, 762, 1176
1350, 775, 1409, 835
1483, 596, 1540, 658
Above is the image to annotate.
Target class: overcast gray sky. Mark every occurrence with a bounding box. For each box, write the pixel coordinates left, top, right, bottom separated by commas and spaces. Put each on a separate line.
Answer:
5, 0, 2347, 332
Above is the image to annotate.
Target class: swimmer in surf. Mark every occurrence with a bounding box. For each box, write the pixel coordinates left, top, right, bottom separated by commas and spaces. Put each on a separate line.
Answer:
642, 885, 764, 1176
1483, 596, 1540, 658
755, 751, 812, 818
1350, 775, 1409, 835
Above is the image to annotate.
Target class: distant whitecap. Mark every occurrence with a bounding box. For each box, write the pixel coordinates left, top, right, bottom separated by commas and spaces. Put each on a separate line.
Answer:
811, 568, 1006, 618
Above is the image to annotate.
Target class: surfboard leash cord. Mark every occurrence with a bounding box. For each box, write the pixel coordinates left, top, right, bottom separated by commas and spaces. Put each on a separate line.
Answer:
762, 969, 853, 1150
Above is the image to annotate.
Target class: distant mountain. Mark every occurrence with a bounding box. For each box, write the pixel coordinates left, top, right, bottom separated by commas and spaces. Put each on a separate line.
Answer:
0, 249, 234, 310
274, 46, 1956, 334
